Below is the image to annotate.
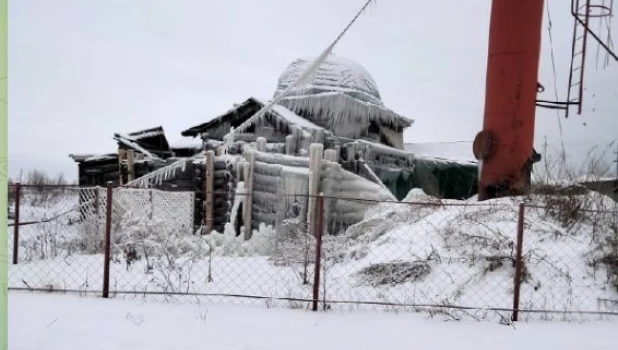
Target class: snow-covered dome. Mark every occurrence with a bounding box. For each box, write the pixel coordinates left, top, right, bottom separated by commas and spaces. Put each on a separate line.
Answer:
274, 54, 384, 106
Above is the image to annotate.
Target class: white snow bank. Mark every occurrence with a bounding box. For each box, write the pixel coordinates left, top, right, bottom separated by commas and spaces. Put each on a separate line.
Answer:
170, 137, 203, 149
327, 190, 618, 319
9, 292, 618, 350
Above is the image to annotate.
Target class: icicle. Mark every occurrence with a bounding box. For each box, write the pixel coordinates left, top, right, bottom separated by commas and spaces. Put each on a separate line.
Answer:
222, 0, 376, 142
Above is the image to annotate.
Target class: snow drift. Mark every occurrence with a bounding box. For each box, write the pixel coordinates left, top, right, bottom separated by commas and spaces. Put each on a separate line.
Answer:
322, 189, 618, 320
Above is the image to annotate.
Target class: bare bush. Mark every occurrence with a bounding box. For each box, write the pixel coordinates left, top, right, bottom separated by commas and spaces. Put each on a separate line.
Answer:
272, 219, 315, 285
20, 223, 78, 262
12, 169, 72, 206
26, 169, 50, 187
531, 141, 617, 229
113, 215, 209, 293
356, 261, 431, 286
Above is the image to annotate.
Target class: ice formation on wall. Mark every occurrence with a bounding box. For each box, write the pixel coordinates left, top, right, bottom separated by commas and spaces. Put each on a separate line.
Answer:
320, 159, 396, 233
125, 153, 204, 188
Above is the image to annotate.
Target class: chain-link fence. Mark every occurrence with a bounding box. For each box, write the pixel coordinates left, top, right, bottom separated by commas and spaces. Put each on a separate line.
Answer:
517, 193, 618, 321
7, 183, 618, 321
8, 185, 104, 294
318, 196, 518, 318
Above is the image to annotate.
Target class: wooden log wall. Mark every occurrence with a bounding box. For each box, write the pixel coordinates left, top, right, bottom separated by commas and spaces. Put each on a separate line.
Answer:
193, 156, 237, 234
307, 144, 324, 237
345, 140, 415, 168
243, 151, 256, 239
250, 159, 281, 233
79, 157, 120, 187
241, 150, 313, 236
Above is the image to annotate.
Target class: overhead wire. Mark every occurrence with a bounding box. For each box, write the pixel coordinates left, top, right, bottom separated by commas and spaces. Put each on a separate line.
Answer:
225, 0, 377, 140
545, 0, 568, 164
603, 0, 615, 68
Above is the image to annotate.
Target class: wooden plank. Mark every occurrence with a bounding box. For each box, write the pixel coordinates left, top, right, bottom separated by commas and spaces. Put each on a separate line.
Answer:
308, 144, 323, 237
243, 150, 256, 240
254, 152, 310, 168
256, 137, 267, 152
285, 135, 295, 155
117, 149, 127, 185
204, 150, 215, 234
127, 150, 135, 183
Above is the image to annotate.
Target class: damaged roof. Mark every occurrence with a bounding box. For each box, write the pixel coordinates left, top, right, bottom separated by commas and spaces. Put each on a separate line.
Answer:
69, 153, 118, 163
181, 97, 323, 138
114, 125, 174, 159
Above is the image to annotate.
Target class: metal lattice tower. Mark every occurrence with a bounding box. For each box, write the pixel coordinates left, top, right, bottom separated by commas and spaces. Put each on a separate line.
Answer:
566, 0, 616, 118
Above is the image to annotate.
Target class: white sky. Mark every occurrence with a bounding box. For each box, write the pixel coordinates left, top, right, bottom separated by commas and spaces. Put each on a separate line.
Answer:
8, 0, 618, 181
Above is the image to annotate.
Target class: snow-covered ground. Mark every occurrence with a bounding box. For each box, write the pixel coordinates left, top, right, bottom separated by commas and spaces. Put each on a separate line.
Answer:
329, 190, 618, 317
8, 291, 617, 350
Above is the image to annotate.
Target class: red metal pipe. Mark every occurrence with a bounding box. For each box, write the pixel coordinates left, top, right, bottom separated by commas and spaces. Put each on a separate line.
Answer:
475, 0, 545, 201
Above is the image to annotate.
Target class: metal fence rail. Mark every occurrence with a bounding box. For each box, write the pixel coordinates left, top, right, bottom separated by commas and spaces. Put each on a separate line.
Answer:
7, 183, 618, 321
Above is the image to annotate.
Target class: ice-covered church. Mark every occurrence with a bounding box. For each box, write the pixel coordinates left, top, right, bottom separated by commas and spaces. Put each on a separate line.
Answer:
71, 55, 478, 235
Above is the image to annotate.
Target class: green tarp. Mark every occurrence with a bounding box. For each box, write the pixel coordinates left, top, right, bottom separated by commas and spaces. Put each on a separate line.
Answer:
370, 157, 478, 201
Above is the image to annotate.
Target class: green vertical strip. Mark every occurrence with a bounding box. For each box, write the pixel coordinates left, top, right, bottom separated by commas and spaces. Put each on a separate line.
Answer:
0, 0, 7, 348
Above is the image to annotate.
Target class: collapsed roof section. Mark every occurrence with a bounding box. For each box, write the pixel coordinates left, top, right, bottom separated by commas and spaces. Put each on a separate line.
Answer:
69, 153, 118, 164
113, 126, 173, 160
127, 126, 167, 145
71, 126, 201, 165
181, 97, 326, 139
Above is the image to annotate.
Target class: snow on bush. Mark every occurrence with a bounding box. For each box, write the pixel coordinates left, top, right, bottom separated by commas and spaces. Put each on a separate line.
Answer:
207, 222, 278, 257
322, 189, 618, 319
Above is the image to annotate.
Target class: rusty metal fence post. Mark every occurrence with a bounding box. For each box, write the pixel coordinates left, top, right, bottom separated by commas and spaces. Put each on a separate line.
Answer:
12, 182, 21, 265
312, 193, 324, 311
102, 182, 113, 298
512, 202, 526, 321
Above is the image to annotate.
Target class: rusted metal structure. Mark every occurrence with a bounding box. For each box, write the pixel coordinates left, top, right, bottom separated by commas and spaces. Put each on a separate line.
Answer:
567, 0, 615, 118
475, 0, 545, 201
475, 0, 616, 201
